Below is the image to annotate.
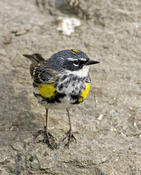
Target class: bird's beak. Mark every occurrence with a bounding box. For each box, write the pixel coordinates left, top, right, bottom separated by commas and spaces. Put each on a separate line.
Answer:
86, 59, 100, 65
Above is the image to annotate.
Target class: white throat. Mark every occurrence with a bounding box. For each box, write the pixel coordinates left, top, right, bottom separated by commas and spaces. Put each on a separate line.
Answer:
65, 65, 89, 77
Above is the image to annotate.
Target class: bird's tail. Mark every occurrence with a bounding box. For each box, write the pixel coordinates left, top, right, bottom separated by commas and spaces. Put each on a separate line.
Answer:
23, 53, 45, 63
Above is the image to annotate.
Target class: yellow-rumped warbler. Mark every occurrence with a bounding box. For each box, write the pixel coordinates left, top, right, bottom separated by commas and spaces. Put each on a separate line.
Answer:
23, 49, 99, 148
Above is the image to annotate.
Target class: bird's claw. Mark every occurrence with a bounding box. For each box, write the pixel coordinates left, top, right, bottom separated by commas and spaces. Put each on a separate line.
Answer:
62, 129, 77, 147
34, 128, 58, 150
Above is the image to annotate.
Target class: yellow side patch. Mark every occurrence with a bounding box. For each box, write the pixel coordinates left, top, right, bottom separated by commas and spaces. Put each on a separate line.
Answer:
71, 49, 80, 53
79, 83, 91, 102
37, 83, 56, 98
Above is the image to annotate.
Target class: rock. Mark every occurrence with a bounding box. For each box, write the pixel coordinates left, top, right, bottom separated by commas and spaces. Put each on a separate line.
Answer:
11, 142, 25, 152
0, 0, 141, 174
2, 34, 12, 45
0, 49, 7, 56
57, 17, 81, 35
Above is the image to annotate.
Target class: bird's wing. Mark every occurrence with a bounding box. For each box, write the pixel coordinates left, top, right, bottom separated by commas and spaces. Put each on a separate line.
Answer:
23, 53, 59, 84
31, 63, 59, 84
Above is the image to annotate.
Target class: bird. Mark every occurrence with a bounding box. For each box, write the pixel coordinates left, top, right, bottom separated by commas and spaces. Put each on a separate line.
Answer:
23, 49, 99, 149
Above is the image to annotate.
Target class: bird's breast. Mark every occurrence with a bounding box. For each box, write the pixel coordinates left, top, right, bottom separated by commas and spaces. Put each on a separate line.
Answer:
33, 74, 91, 105
56, 74, 91, 104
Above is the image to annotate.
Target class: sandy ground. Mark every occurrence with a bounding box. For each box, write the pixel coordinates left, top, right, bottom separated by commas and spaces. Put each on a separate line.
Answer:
0, 0, 141, 174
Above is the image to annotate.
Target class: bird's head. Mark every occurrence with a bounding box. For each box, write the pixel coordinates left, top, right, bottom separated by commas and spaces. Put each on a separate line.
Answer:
47, 49, 99, 76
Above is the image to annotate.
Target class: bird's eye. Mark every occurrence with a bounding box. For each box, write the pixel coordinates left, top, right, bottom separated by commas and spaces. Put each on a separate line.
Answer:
73, 60, 79, 66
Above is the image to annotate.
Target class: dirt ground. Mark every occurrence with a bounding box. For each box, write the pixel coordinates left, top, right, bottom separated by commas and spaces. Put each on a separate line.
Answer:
0, 0, 141, 174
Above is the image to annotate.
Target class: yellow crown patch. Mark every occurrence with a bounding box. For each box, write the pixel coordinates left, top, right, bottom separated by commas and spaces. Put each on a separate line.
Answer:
71, 49, 80, 54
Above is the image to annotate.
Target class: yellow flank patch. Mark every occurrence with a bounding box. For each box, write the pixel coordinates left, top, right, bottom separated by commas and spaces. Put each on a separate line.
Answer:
37, 83, 56, 98
79, 83, 91, 102
71, 49, 80, 53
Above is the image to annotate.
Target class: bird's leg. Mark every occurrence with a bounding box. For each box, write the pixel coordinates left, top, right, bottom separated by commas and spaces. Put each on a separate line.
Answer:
43, 108, 58, 149
35, 109, 58, 149
63, 109, 77, 147
44, 108, 54, 138
44, 108, 48, 133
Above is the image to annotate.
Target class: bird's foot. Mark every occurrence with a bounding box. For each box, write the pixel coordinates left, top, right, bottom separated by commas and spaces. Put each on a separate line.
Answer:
34, 127, 58, 150
62, 129, 77, 148
43, 130, 58, 150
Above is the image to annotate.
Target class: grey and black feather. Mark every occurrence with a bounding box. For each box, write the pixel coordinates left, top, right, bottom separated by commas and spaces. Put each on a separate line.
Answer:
23, 53, 58, 84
